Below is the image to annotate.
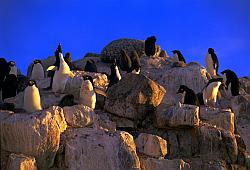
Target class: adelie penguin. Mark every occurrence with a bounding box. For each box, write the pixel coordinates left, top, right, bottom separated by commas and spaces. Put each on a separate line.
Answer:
108, 59, 121, 89
30, 59, 45, 80
2, 74, 18, 101
23, 80, 42, 112
47, 53, 74, 93
172, 50, 186, 63
145, 36, 157, 57
221, 69, 240, 97
206, 48, 219, 78
64, 52, 75, 70
198, 78, 224, 107
177, 85, 200, 106
8, 61, 18, 76
0, 58, 10, 99
120, 49, 141, 74
84, 59, 98, 73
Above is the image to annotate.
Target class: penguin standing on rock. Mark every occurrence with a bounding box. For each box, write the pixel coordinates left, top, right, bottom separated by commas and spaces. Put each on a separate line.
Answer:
30, 60, 45, 80
2, 74, 18, 101
108, 59, 121, 89
177, 85, 200, 106
120, 49, 132, 72
64, 52, 74, 70
8, 61, 18, 76
200, 78, 223, 107
145, 36, 157, 57
0, 58, 10, 97
130, 51, 141, 74
79, 75, 96, 109
23, 80, 42, 112
84, 59, 97, 73
221, 69, 240, 96
120, 49, 141, 74
48, 53, 73, 93
206, 48, 219, 78
172, 50, 186, 63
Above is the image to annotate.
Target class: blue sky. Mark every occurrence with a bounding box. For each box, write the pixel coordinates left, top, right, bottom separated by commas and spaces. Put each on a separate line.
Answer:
0, 0, 249, 76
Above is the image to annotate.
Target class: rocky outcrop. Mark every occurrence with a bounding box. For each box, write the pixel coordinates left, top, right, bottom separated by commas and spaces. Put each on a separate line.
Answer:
6, 153, 37, 170
240, 76, 250, 94
140, 157, 190, 170
200, 107, 235, 133
156, 103, 200, 128
0, 106, 67, 170
101, 38, 146, 62
135, 133, 167, 158
104, 73, 166, 120
54, 128, 140, 170
63, 104, 96, 128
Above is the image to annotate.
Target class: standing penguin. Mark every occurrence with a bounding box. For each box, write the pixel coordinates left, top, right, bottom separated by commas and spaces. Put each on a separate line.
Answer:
108, 59, 121, 89
177, 85, 200, 106
120, 49, 132, 72
221, 69, 240, 96
30, 60, 45, 80
8, 61, 18, 76
64, 52, 74, 70
202, 78, 223, 107
130, 51, 141, 74
23, 80, 42, 112
0, 58, 10, 90
50, 53, 73, 93
206, 48, 219, 77
2, 74, 18, 101
172, 50, 186, 63
79, 75, 96, 109
145, 36, 157, 57
84, 59, 98, 73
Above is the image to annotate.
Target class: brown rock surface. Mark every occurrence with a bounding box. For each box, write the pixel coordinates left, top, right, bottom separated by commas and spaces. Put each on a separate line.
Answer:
6, 153, 37, 170
104, 73, 166, 120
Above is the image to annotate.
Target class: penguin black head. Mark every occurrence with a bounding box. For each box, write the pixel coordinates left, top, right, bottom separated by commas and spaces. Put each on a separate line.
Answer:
172, 50, 181, 54
28, 80, 37, 87
57, 43, 62, 53
8, 61, 16, 67
65, 52, 72, 62
177, 85, 190, 94
221, 69, 237, 77
206, 77, 224, 87
172, 50, 186, 63
83, 75, 94, 87
146, 36, 156, 43
208, 48, 215, 54
145, 36, 157, 56
33, 60, 41, 64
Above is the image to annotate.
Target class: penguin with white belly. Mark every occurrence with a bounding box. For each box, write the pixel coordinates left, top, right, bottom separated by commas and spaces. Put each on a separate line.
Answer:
201, 78, 223, 107
177, 85, 200, 106
108, 59, 121, 89
8, 61, 18, 76
221, 69, 240, 96
30, 60, 45, 80
79, 75, 96, 109
172, 50, 186, 63
23, 80, 42, 112
205, 48, 219, 78
48, 53, 73, 93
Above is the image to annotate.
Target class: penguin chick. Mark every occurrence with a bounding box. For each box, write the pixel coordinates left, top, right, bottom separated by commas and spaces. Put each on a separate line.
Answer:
177, 85, 200, 106
23, 80, 42, 113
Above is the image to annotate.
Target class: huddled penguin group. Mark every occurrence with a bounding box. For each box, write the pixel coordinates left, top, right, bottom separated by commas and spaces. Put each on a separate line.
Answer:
0, 36, 242, 114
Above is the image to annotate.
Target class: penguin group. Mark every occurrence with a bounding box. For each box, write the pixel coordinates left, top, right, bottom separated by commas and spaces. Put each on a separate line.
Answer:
0, 36, 242, 115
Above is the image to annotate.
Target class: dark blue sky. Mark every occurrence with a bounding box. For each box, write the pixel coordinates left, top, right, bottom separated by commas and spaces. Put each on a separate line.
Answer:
0, 0, 249, 76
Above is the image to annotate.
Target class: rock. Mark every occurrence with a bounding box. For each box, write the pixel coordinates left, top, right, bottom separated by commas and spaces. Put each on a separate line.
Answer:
101, 38, 147, 62
105, 73, 166, 120
94, 110, 117, 132
54, 128, 140, 170
0, 106, 67, 170
110, 114, 135, 129
189, 158, 231, 170
135, 133, 167, 158
200, 107, 234, 133
63, 104, 96, 128
156, 103, 200, 128
239, 77, 250, 94
140, 157, 190, 170
6, 153, 37, 170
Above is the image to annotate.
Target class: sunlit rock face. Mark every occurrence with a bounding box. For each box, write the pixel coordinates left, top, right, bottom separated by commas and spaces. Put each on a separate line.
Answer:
6, 153, 37, 170
104, 73, 166, 120
53, 128, 140, 170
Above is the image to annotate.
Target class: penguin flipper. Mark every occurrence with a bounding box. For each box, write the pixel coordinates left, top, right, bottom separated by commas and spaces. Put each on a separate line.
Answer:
47, 66, 58, 71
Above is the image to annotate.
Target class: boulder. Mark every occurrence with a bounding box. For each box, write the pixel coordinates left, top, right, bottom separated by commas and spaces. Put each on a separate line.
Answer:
200, 107, 234, 133
239, 77, 250, 94
6, 153, 37, 170
101, 38, 151, 62
104, 73, 166, 120
140, 157, 190, 170
135, 133, 167, 158
0, 106, 67, 170
63, 104, 96, 128
54, 128, 140, 170
156, 103, 200, 128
